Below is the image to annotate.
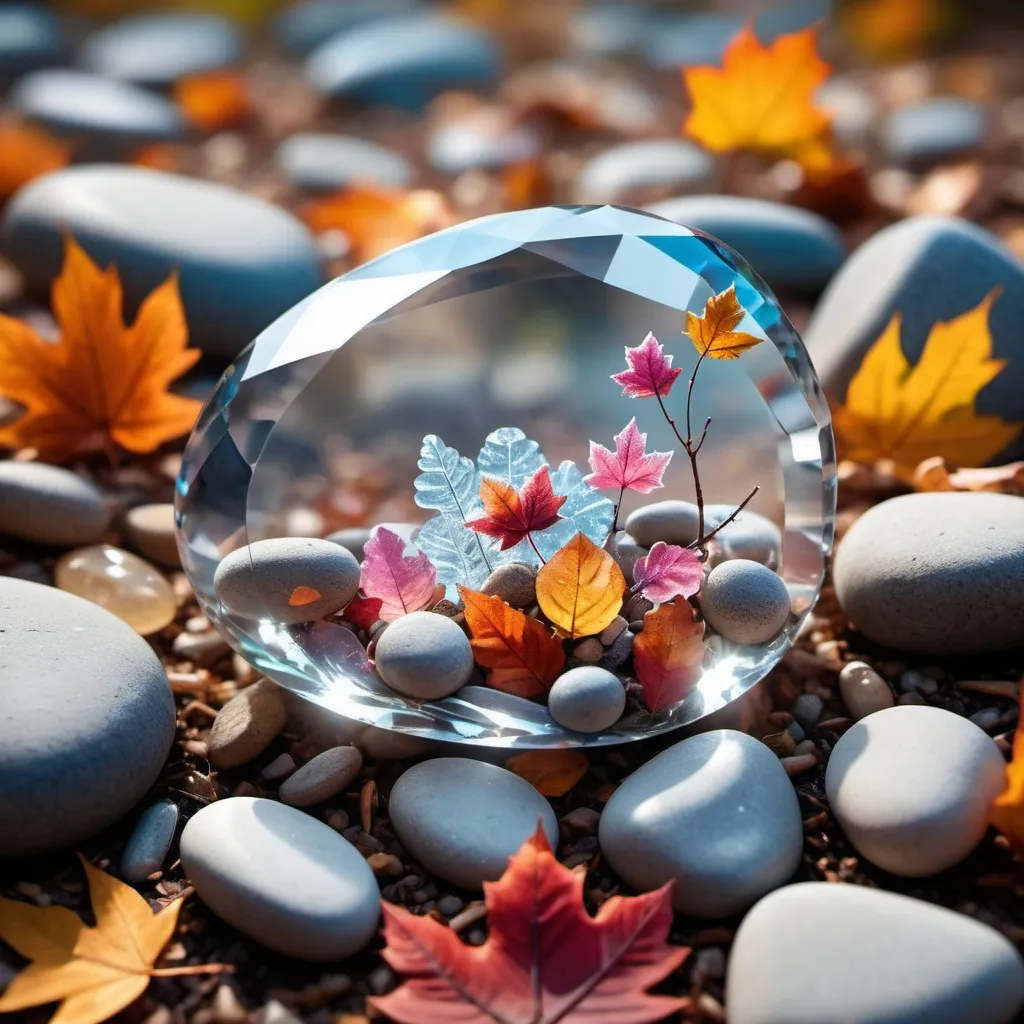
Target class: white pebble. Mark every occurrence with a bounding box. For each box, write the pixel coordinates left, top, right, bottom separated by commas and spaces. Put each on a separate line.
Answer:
700, 558, 791, 645
373, 611, 473, 699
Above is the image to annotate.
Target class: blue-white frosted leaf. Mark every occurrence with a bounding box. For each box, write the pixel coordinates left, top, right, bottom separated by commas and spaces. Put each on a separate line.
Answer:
533, 459, 615, 559
413, 433, 495, 595
475, 427, 544, 488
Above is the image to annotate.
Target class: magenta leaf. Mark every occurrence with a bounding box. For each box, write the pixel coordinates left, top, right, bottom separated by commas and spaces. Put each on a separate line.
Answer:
632, 542, 704, 604
611, 332, 682, 399
360, 528, 438, 621
585, 418, 673, 495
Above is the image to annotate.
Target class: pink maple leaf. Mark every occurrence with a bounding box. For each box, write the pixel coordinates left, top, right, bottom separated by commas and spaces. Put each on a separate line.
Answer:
359, 528, 438, 621
611, 332, 682, 399
585, 418, 673, 495
632, 542, 704, 604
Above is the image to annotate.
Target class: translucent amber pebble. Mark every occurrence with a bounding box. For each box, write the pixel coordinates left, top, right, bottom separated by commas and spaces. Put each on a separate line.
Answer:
55, 544, 176, 635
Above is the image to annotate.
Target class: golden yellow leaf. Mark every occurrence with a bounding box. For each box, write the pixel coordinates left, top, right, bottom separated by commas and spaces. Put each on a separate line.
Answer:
990, 691, 1024, 857
682, 24, 833, 169
684, 285, 762, 361
833, 289, 1023, 476
0, 234, 202, 461
506, 749, 589, 797
0, 855, 182, 1024
535, 533, 625, 640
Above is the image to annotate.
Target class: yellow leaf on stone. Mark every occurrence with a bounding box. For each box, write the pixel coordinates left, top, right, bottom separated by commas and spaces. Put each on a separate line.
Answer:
535, 533, 625, 640
684, 285, 762, 361
833, 289, 1024, 476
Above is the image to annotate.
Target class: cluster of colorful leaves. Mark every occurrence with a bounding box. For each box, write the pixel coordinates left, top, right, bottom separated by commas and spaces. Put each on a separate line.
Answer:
833, 289, 1024, 478
0, 234, 202, 461
371, 826, 690, 1024
0, 855, 214, 1024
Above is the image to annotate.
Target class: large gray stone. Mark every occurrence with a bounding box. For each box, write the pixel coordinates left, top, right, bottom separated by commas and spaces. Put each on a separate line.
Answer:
389, 758, 558, 889
646, 195, 845, 291
0, 577, 175, 857
180, 797, 380, 961
0, 461, 110, 547
833, 492, 1024, 653
599, 730, 802, 917
2, 165, 323, 361
805, 216, 1024, 452
277, 133, 413, 192
727, 883, 1024, 1024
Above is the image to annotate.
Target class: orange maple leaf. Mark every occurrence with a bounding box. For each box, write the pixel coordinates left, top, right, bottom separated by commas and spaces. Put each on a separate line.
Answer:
832, 289, 1023, 477
0, 121, 69, 200
174, 70, 251, 133
682, 23, 834, 170
459, 585, 565, 697
0, 234, 202, 461
506, 749, 589, 797
633, 599, 705, 714
684, 284, 763, 361
990, 689, 1024, 857
371, 826, 690, 1024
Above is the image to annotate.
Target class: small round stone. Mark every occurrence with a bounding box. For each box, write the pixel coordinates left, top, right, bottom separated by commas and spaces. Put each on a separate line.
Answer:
121, 799, 179, 883
600, 629, 634, 671
789, 693, 824, 731
700, 559, 791, 645
389, 758, 559, 889
624, 500, 701, 547
825, 705, 1007, 876
214, 537, 360, 625
207, 681, 287, 769
279, 746, 363, 807
0, 461, 110, 547
180, 797, 380, 961
373, 611, 474, 700
839, 661, 894, 720
548, 666, 626, 733
0, 577, 175, 856
123, 503, 179, 568
480, 561, 536, 609
55, 544, 176, 635
572, 638, 604, 664
601, 730, 802, 917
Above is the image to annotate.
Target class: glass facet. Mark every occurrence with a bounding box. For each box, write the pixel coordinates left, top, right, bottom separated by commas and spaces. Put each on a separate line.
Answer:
176, 204, 837, 747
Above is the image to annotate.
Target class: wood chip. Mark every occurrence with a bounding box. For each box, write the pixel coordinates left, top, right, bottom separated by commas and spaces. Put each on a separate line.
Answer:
448, 901, 488, 933
360, 779, 377, 833
955, 680, 1020, 700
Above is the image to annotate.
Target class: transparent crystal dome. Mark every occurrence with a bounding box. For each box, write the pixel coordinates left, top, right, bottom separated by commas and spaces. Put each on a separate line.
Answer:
177, 205, 837, 748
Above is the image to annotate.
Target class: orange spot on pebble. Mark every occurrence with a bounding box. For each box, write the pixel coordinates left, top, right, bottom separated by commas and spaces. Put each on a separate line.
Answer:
289, 585, 322, 607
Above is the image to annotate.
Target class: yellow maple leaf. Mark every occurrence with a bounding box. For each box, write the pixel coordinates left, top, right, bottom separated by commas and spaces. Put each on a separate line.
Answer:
833, 289, 1023, 475
684, 285, 763, 361
0, 855, 183, 1024
0, 234, 202, 462
682, 23, 834, 170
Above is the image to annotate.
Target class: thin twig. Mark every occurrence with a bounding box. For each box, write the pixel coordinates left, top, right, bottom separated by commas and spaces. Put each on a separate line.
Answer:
150, 964, 235, 977
690, 485, 760, 549
527, 533, 546, 565
692, 416, 712, 456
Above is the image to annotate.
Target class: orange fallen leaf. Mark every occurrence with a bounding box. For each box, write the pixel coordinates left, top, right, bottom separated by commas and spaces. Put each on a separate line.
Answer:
506, 749, 589, 797
682, 24, 834, 171
685, 284, 763, 361
0, 121, 69, 200
913, 456, 1024, 496
633, 599, 705, 714
459, 586, 565, 698
536, 533, 626, 640
832, 288, 1024, 477
174, 70, 251, 133
990, 690, 1024, 857
0, 855, 221, 1024
371, 825, 689, 1024
302, 186, 454, 263
841, 0, 947, 60
0, 234, 202, 461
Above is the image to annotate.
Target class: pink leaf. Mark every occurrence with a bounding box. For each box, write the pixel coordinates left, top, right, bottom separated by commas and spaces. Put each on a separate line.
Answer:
632, 542, 704, 603
611, 332, 682, 399
359, 528, 438, 621
584, 418, 673, 494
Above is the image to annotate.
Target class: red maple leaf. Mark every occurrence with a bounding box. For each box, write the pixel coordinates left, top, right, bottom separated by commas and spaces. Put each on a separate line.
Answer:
466, 465, 567, 551
371, 826, 689, 1024
611, 332, 682, 399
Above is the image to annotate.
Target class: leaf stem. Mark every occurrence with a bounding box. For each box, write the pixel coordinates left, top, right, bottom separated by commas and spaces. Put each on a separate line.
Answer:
150, 963, 236, 978
610, 483, 625, 538
527, 533, 546, 565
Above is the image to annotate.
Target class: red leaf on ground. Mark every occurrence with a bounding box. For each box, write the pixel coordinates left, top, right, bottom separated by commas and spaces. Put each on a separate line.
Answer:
633, 599, 705, 713
466, 465, 567, 550
371, 826, 689, 1024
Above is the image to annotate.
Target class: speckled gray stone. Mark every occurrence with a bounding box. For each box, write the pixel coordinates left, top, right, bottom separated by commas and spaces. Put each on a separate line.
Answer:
2, 165, 323, 361
727, 883, 1024, 1024
121, 799, 179, 883
0, 577, 175, 857
389, 758, 558, 889
833, 492, 1024, 653
574, 138, 713, 203
825, 705, 1006, 877
180, 797, 379, 961
480, 562, 536, 609
123, 503, 178, 567
700, 559, 791, 645
839, 661, 894, 720
704, 505, 781, 570
373, 611, 474, 700
548, 666, 626, 733
214, 537, 360, 624
0, 461, 110, 547
279, 745, 363, 807
599, 730, 802, 917
277, 133, 413, 192
624, 500, 700, 548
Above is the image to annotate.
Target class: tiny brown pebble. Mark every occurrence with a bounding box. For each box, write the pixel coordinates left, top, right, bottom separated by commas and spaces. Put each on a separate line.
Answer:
261, 753, 297, 781
599, 629, 633, 670
562, 806, 601, 833
573, 637, 604, 662
430, 599, 460, 618
628, 619, 645, 633
326, 809, 350, 831
597, 615, 628, 646
279, 746, 363, 807
172, 629, 230, 665
838, 660, 895, 719
623, 593, 652, 621
449, 902, 488, 932
206, 680, 287, 769
898, 692, 926, 706
211, 983, 247, 1023
369, 619, 389, 642
781, 753, 818, 775
762, 730, 798, 757
437, 894, 464, 916
367, 853, 405, 876
480, 561, 537, 609
793, 739, 817, 756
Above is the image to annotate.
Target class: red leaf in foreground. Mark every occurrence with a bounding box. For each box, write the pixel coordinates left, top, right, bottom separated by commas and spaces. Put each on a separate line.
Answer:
633, 599, 705, 713
371, 827, 689, 1024
359, 528, 437, 621
466, 465, 567, 550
